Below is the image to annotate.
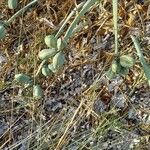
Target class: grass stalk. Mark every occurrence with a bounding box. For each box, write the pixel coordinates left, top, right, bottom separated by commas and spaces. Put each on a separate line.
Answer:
63, 0, 97, 42
55, 1, 85, 39
6, 0, 38, 25
131, 35, 150, 85
113, 0, 118, 55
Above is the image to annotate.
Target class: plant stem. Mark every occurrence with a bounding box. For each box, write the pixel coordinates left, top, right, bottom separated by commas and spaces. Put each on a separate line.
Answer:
55, 1, 85, 39
6, 0, 38, 25
131, 35, 146, 64
113, 0, 118, 55
35, 60, 46, 77
131, 35, 150, 86
64, 0, 97, 42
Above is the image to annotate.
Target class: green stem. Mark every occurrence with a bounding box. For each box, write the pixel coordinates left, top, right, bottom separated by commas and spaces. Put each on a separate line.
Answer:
131, 35, 150, 85
113, 0, 118, 55
131, 35, 146, 64
6, 0, 38, 25
35, 60, 46, 77
55, 1, 85, 39
64, 0, 97, 42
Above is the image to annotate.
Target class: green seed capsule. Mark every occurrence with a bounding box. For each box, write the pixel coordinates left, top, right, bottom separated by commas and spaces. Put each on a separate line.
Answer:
120, 55, 135, 68
0, 25, 6, 40
38, 48, 57, 60
15, 73, 31, 84
8, 0, 18, 9
111, 63, 117, 73
48, 64, 57, 73
119, 66, 129, 76
53, 52, 65, 70
106, 68, 116, 80
111, 60, 121, 73
33, 84, 43, 99
44, 35, 57, 48
57, 38, 66, 50
41, 65, 52, 76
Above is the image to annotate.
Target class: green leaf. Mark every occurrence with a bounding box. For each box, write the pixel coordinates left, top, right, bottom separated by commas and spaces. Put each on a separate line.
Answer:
131, 35, 150, 85
64, 0, 97, 42
120, 55, 135, 68
53, 52, 65, 70
41, 65, 52, 76
106, 68, 116, 80
15, 73, 32, 85
38, 48, 57, 60
113, 0, 119, 55
57, 38, 66, 50
44, 35, 57, 48
8, 0, 18, 9
0, 25, 6, 40
33, 84, 43, 99
111, 60, 121, 73
48, 64, 57, 73
119, 66, 129, 76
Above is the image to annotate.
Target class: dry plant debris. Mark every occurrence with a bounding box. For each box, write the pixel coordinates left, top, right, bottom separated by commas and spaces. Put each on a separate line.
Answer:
0, 0, 150, 149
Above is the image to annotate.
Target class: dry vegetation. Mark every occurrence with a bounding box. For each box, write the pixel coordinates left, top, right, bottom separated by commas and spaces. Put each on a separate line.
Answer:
0, 0, 150, 149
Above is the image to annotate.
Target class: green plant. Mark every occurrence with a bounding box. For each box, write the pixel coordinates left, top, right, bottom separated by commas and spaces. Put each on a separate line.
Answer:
0, 0, 38, 40
14, 73, 32, 85
42, 65, 53, 76
14, 0, 98, 99
53, 51, 65, 70
33, 84, 43, 99
106, 0, 135, 79
38, 49, 57, 60
8, 0, 18, 9
44, 35, 57, 48
131, 35, 150, 85
0, 24, 7, 39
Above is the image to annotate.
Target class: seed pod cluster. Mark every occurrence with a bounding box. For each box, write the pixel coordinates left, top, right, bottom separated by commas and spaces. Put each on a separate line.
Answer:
38, 35, 66, 77
107, 55, 135, 79
40, 51, 65, 77
14, 35, 66, 99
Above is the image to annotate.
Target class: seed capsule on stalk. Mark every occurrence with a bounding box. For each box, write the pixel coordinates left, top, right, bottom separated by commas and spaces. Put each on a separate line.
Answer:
44, 35, 57, 48
8, 0, 18, 9
0, 25, 6, 40
120, 55, 135, 68
48, 64, 57, 73
38, 48, 57, 60
15, 73, 32, 85
57, 38, 66, 50
111, 60, 121, 73
41, 65, 52, 76
53, 52, 65, 70
33, 84, 43, 99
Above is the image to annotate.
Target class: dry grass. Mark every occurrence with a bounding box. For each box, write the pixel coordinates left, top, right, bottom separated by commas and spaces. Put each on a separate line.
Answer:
0, 0, 150, 150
